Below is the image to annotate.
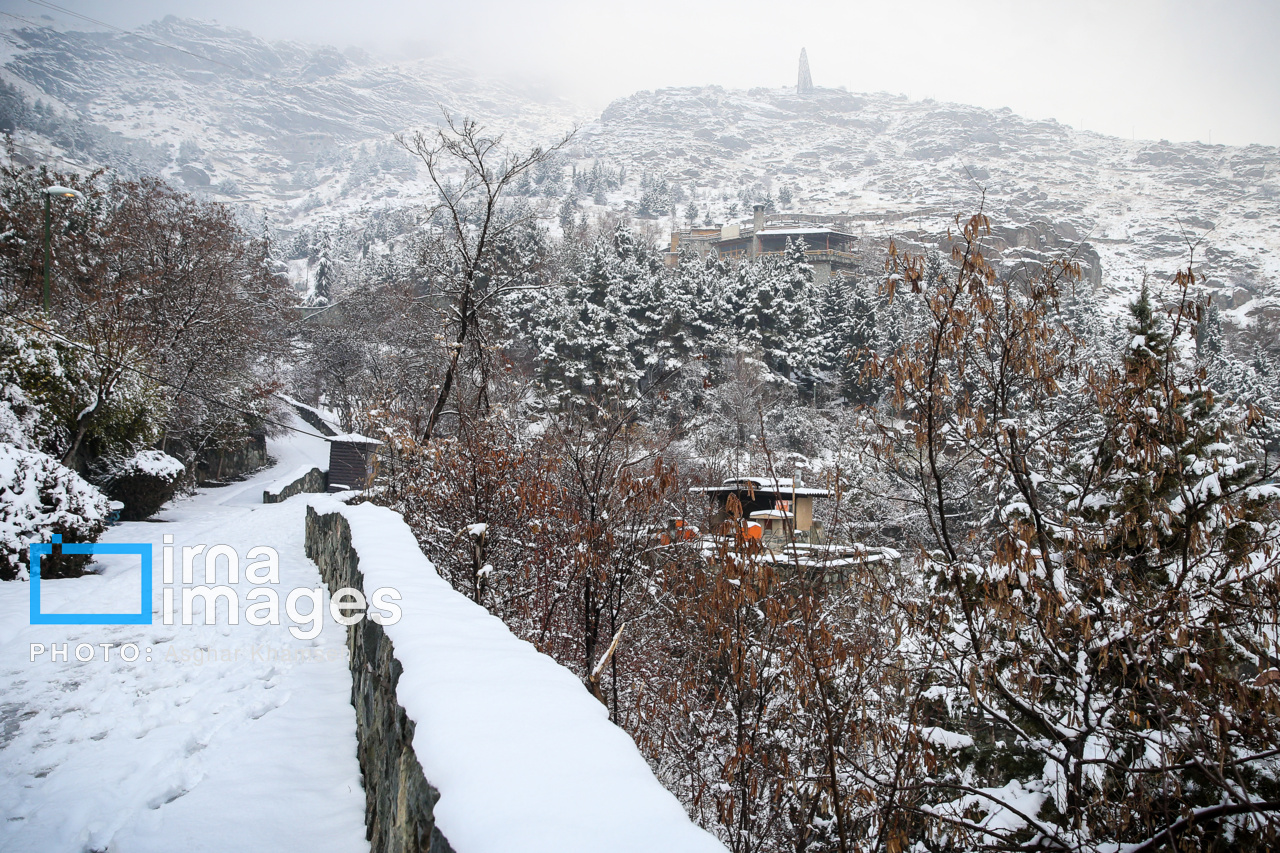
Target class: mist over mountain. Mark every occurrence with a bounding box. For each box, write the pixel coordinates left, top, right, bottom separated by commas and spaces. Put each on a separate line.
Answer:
0, 17, 584, 200
2, 17, 1278, 322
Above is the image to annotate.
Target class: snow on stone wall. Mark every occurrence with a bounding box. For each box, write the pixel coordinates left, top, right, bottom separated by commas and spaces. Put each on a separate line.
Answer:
263, 466, 328, 504
303, 496, 727, 853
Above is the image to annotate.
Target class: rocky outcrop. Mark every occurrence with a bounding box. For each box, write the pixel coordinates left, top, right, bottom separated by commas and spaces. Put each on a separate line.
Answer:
305, 506, 453, 853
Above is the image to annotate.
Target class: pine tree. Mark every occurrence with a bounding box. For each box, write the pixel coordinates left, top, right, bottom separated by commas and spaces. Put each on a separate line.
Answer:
257, 215, 288, 286
306, 229, 335, 307
816, 273, 878, 402
777, 183, 793, 208
1123, 281, 1169, 377
1196, 296, 1224, 362
547, 229, 646, 399
558, 194, 578, 232
759, 238, 816, 378
1252, 342, 1274, 379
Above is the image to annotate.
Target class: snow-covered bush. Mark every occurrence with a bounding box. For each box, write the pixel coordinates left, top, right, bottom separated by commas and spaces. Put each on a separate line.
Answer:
101, 449, 186, 521
0, 380, 46, 450
0, 442, 109, 580
0, 314, 163, 464
0, 315, 75, 454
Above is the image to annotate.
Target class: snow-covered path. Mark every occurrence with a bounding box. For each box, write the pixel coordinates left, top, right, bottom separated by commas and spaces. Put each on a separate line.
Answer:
0, 418, 367, 853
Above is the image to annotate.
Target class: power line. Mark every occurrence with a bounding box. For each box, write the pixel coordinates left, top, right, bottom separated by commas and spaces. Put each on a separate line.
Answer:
1, 137, 93, 172
0, 9, 51, 29
22, 0, 246, 74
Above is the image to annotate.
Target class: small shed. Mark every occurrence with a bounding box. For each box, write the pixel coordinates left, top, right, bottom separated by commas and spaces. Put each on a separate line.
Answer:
691, 476, 830, 534
749, 507, 795, 535
327, 433, 382, 493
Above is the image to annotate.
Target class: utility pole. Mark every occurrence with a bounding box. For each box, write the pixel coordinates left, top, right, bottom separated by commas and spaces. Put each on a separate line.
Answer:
43, 191, 51, 313
41, 185, 83, 314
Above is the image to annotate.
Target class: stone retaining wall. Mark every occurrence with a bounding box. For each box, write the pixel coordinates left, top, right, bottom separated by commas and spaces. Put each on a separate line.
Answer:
193, 433, 269, 485
263, 467, 328, 504
305, 506, 453, 853
291, 401, 339, 436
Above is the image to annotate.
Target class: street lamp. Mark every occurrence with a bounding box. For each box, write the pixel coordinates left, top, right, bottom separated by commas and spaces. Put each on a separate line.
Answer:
41, 185, 83, 314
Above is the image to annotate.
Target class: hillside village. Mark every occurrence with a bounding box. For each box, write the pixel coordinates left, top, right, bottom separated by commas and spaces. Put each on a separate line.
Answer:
1, 13, 1279, 853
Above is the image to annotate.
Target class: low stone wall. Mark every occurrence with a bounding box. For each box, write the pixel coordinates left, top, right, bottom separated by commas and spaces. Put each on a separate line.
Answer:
305, 506, 453, 853
263, 467, 328, 504
290, 401, 339, 437
192, 433, 269, 486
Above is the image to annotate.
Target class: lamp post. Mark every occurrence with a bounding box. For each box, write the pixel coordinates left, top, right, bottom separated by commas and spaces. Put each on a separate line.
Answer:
41, 185, 83, 314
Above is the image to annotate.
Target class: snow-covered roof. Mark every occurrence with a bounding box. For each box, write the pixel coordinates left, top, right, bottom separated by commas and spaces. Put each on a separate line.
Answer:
750, 509, 794, 519
755, 227, 846, 236
326, 432, 383, 445
691, 476, 830, 497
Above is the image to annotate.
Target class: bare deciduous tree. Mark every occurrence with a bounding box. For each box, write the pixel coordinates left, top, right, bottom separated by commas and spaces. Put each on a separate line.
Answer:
398, 113, 572, 440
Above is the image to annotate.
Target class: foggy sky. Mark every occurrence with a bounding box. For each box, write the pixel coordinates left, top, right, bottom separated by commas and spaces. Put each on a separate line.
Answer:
7, 0, 1280, 147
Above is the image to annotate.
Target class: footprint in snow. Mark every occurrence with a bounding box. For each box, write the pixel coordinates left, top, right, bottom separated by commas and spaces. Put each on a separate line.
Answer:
146, 786, 189, 809
247, 696, 284, 720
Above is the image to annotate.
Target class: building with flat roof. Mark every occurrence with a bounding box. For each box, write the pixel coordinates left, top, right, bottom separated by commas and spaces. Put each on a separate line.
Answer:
687, 475, 901, 586
667, 204, 859, 286
691, 476, 830, 538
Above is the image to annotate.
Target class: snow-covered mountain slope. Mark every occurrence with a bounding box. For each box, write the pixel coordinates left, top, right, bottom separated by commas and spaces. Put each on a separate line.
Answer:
0, 17, 584, 211
2, 18, 1276, 323
575, 85, 1280, 319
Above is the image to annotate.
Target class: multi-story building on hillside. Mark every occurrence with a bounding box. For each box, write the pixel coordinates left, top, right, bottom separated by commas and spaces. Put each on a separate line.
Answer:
666, 203, 859, 285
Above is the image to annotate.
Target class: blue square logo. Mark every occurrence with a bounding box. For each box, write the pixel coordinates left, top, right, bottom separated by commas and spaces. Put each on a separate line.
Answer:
29, 535, 153, 625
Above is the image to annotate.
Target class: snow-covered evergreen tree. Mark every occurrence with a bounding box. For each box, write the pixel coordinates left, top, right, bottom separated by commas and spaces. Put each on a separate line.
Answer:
754, 238, 816, 379
305, 229, 336, 307
557, 194, 578, 233
815, 272, 878, 402
257, 215, 289, 286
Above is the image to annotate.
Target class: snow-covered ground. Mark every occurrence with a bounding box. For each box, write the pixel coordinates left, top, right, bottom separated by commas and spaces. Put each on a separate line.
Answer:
2, 415, 725, 853
0, 416, 365, 853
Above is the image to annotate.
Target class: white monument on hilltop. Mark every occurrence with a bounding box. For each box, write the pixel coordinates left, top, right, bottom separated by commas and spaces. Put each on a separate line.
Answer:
797, 48, 814, 95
